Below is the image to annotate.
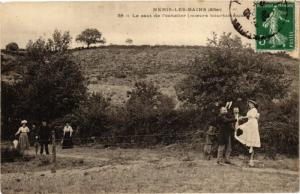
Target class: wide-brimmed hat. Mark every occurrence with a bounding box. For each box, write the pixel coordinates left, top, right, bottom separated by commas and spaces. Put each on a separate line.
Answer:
247, 100, 258, 107
21, 120, 27, 124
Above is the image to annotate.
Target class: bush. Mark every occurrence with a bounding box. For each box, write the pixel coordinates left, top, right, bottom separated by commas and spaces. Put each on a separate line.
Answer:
120, 81, 180, 144
71, 93, 111, 138
5, 42, 19, 52
260, 92, 298, 156
1, 82, 21, 140
1, 145, 22, 163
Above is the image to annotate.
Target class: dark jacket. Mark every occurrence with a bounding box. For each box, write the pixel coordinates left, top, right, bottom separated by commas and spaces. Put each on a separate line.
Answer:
39, 125, 51, 143
216, 113, 236, 145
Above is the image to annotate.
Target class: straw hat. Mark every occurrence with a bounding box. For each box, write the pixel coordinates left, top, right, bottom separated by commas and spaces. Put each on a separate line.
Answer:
247, 99, 258, 107
21, 120, 27, 124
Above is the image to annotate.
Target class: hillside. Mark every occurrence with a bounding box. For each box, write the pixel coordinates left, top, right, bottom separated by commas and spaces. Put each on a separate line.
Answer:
72, 46, 208, 105
1, 46, 299, 105
72, 46, 299, 105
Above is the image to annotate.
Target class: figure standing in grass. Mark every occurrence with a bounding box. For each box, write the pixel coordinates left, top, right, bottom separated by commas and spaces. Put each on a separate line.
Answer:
62, 122, 74, 149
39, 121, 51, 155
15, 120, 30, 156
216, 106, 237, 165
235, 100, 261, 167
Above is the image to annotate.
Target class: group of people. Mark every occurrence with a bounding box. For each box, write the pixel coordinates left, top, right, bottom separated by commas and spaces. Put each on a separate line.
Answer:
204, 99, 261, 167
14, 120, 74, 156
14, 99, 260, 166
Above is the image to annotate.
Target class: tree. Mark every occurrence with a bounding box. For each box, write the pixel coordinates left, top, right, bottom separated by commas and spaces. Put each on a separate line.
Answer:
125, 81, 175, 138
1, 82, 21, 139
5, 42, 19, 51
76, 28, 105, 48
26, 29, 71, 62
15, 30, 87, 122
71, 94, 110, 138
47, 29, 72, 52
125, 38, 133, 45
176, 32, 291, 121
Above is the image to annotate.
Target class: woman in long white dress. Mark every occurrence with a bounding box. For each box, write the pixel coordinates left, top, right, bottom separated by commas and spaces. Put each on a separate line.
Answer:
235, 100, 260, 167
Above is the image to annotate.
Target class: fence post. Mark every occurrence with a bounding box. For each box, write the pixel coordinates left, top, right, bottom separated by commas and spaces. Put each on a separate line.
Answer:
51, 130, 56, 173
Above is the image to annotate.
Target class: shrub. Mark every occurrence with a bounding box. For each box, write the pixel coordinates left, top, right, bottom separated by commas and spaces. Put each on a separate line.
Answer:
121, 81, 178, 144
260, 92, 299, 156
1, 82, 21, 140
71, 93, 111, 138
5, 42, 19, 52
1, 145, 22, 163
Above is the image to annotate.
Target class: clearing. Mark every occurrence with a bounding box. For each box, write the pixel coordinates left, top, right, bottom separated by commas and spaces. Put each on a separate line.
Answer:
1, 145, 298, 193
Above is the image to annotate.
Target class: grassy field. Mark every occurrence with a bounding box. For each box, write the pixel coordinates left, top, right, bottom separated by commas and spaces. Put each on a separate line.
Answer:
1, 145, 298, 193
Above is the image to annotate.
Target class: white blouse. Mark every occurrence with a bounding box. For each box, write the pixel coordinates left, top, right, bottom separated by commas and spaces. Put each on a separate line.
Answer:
16, 126, 30, 134
63, 126, 73, 133
247, 108, 260, 120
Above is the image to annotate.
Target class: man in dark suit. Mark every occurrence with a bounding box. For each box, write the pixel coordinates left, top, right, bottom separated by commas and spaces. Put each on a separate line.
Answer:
216, 106, 237, 165
39, 121, 51, 155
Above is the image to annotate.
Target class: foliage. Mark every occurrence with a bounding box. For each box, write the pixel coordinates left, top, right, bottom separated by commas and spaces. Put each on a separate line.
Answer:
1, 82, 21, 139
177, 32, 292, 122
259, 92, 299, 156
121, 81, 178, 144
3, 30, 87, 134
76, 28, 106, 48
1, 145, 22, 163
5, 42, 19, 52
26, 30, 71, 61
71, 93, 111, 138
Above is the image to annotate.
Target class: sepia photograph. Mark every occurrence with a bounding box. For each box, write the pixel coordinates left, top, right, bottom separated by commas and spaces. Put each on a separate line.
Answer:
1, 0, 299, 193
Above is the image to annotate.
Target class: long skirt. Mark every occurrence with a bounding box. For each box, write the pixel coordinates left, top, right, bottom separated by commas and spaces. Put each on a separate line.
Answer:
62, 132, 73, 149
19, 133, 30, 152
235, 119, 261, 147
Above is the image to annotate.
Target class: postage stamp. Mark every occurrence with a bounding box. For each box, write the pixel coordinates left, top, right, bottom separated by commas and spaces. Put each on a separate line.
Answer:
256, 2, 295, 50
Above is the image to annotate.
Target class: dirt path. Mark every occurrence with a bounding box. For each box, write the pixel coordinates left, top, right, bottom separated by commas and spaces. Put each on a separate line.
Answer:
24, 146, 299, 176
2, 147, 298, 193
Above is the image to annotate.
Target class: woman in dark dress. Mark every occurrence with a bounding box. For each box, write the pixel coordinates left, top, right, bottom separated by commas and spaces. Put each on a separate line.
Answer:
62, 123, 73, 149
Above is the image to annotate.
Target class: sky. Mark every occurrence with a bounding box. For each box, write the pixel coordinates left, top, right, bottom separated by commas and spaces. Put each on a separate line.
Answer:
0, 1, 299, 57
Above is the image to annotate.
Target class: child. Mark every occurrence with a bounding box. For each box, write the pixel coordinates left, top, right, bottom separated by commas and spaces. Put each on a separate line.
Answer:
34, 136, 39, 156
12, 139, 19, 150
203, 125, 216, 160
